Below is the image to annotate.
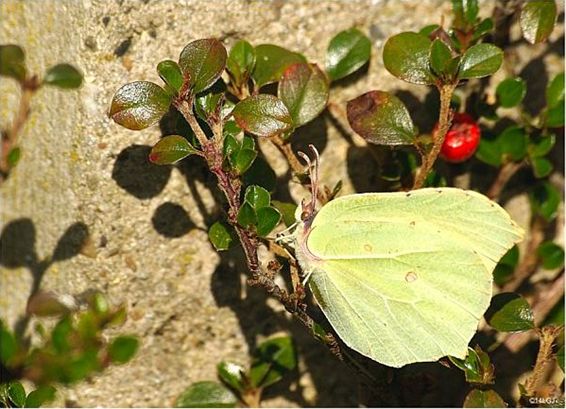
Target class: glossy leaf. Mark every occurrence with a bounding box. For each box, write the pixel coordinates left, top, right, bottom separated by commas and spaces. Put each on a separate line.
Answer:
464, 389, 506, 408
537, 241, 564, 269
195, 80, 226, 122
245, 185, 270, 210
546, 72, 564, 108
232, 94, 293, 137
528, 133, 555, 158
208, 221, 234, 251
383, 32, 434, 84
227, 40, 256, 87
252, 44, 306, 88
520, 0, 557, 44
237, 202, 257, 228
496, 78, 526, 108
0, 322, 17, 363
217, 361, 245, 393
347, 91, 416, 145
109, 81, 172, 130
249, 336, 297, 388
271, 200, 297, 227
531, 157, 553, 178
499, 126, 528, 161
43, 64, 83, 89
472, 18, 495, 41
234, 148, 257, 174
7, 382, 26, 408
278, 63, 329, 126
429, 39, 453, 77
25, 386, 56, 408
108, 335, 139, 364
149, 135, 198, 165
530, 181, 560, 221
325, 28, 371, 81
256, 207, 282, 237
494, 245, 519, 286
157, 60, 184, 94
458, 43, 503, 79
175, 381, 237, 408
0, 44, 26, 82
485, 292, 535, 332
178, 39, 227, 94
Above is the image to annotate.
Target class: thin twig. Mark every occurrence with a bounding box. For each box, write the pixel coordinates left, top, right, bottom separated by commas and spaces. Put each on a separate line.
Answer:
523, 324, 564, 396
270, 134, 304, 174
487, 161, 524, 200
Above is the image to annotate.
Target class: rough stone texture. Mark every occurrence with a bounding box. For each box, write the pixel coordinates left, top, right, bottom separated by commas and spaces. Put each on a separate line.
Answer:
0, 0, 563, 407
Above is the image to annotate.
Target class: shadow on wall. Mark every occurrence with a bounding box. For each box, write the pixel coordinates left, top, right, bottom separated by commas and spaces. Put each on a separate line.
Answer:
0, 219, 89, 336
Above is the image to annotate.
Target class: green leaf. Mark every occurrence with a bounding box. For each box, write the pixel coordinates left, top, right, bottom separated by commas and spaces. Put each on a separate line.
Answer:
237, 202, 257, 228
108, 335, 139, 364
557, 345, 565, 372
217, 361, 245, 393
149, 135, 197, 165
452, 0, 479, 28
271, 200, 297, 227
383, 32, 434, 84
546, 72, 564, 108
91, 292, 109, 315
485, 292, 535, 332
178, 38, 227, 94
499, 126, 528, 161
243, 156, 277, 192
7, 146, 21, 167
496, 78, 526, 108
0, 322, 17, 364
472, 18, 495, 41
464, 389, 506, 408
227, 40, 256, 87
234, 148, 257, 174
530, 181, 560, 221
232, 94, 293, 137
25, 386, 57, 408
419, 24, 440, 37
537, 241, 564, 269
528, 133, 555, 158
195, 81, 226, 122
109, 81, 172, 130
325, 28, 371, 81
244, 185, 270, 210
249, 336, 297, 388
43, 64, 83, 89
7, 382, 26, 408
546, 99, 564, 127
208, 221, 234, 251
494, 245, 519, 286
256, 207, 282, 237
0, 44, 26, 82
531, 156, 553, 178
458, 43, 503, 79
157, 60, 184, 94
476, 136, 501, 166
520, 0, 557, 44
252, 44, 306, 88
175, 381, 237, 408
52, 316, 72, 353
429, 39, 453, 77
278, 63, 329, 127
347, 91, 417, 145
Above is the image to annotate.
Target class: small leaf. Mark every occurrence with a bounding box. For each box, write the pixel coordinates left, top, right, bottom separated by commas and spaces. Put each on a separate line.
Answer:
237, 202, 257, 228
252, 44, 306, 88
149, 135, 198, 165
494, 245, 519, 286
452, 0, 479, 28
546, 72, 564, 108
520, 0, 557, 44
175, 381, 237, 408
464, 389, 506, 408
256, 207, 282, 237
7, 146, 20, 167
383, 32, 434, 85
232, 94, 293, 137
499, 126, 528, 161
347, 91, 416, 145
91, 292, 109, 315
537, 241, 564, 269
195, 80, 226, 122
429, 39, 453, 77
234, 148, 257, 174
528, 133, 555, 158
0, 44, 26, 82
217, 361, 245, 393
178, 38, 227, 94
109, 81, 172, 130
249, 336, 297, 388
52, 316, 72, 353
7, 382, 26, 408
0, 322, 17, 364
278, 63, 329, 127
325, 28, 371, 81
227, 40, 256, 87
43, 64, 83, 89
531, 157, 553, 178
496, 78, 526, 108
157, 60, 184, 94
546, 99, 564, 127
458, 43, 503, 79
472, 18, 495, 41
530, 181, 560, 221
25, 386, 57, 408
208, 221, 234, 251
245, 185, 271, 210
26, 291, 71, 316
476, 135, 502, 167
108, 335, 139, 364
271, 200, 297, 227
485, 292, 535, 332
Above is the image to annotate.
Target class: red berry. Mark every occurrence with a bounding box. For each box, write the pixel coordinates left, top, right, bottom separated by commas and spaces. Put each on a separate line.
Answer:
438, 113, 481, 163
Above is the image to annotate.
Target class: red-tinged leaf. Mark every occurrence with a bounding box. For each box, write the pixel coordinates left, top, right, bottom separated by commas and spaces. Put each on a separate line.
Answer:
149, 135, 198, 165
178, 39, 227, 94
252, 44, 306, 88
109, 81, 172, 130
232, 94, 293, 137
463, 389, 506, 408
